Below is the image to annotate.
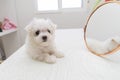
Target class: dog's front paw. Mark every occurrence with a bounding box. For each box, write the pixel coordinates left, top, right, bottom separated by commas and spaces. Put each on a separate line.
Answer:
44, 55, 56, 64
54, 51, 64, 58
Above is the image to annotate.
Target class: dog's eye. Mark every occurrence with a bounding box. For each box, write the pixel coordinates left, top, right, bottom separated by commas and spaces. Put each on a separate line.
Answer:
47, 29, 51, 33
35, 30, 40, 36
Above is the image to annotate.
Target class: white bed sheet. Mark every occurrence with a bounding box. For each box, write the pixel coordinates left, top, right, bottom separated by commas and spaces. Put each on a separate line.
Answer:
0, 29, 120, 80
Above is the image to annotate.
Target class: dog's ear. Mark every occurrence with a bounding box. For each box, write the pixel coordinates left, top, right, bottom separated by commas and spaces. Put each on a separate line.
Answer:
25, 23, 32, 32
25, 18, 37, 32
46, 19, 57, 29
52, 24, 57, 29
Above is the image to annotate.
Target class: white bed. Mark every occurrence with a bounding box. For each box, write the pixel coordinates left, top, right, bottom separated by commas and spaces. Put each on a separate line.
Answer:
0, 29, 120, 80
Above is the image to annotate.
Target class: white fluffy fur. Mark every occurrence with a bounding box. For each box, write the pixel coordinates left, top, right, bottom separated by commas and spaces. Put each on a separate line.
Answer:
87, 36, 120, 54
25, 18, 64, 64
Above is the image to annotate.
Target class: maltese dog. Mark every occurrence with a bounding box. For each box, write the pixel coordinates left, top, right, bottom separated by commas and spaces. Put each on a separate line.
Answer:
25, 18, 64, 63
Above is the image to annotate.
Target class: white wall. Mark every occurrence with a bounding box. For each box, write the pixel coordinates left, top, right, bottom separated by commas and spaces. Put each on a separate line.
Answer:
0, 0, 20, 42
0, 0, 21, 58
0, 0, 96, 45
0, 0, 17, 23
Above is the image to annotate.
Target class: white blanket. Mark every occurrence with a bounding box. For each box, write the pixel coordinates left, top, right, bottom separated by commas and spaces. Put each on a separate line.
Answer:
0, 29, 120, 80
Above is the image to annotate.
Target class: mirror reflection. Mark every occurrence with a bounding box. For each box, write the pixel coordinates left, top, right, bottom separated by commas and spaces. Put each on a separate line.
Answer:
85, 2, 120, 55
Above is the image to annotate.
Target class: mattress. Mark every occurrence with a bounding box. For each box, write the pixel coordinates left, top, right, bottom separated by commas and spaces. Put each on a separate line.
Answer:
0, 28, 120, 80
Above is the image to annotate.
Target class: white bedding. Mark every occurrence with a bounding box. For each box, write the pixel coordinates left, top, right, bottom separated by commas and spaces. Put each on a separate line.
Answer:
0, 28, 120, 80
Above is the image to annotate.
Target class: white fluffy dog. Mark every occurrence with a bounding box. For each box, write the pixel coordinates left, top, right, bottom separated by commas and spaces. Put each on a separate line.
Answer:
25, 18, 64, 64
87, 36, 120, 54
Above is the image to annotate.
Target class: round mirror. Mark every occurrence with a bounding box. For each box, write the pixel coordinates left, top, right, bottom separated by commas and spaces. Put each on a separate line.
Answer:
84, 1, 120, 56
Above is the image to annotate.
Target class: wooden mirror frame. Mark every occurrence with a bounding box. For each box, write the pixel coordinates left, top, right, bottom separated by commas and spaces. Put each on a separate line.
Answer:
84, 1, 120, 56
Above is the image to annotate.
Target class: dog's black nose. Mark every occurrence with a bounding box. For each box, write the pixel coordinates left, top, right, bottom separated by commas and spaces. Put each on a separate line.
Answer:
42, 36, 47, 41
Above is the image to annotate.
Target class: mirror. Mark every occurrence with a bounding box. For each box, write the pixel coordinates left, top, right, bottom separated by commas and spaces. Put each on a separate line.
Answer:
84, 1, 120, 56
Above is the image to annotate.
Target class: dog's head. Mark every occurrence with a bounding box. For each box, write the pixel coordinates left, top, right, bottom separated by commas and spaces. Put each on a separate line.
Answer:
25, 18, 57, 46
